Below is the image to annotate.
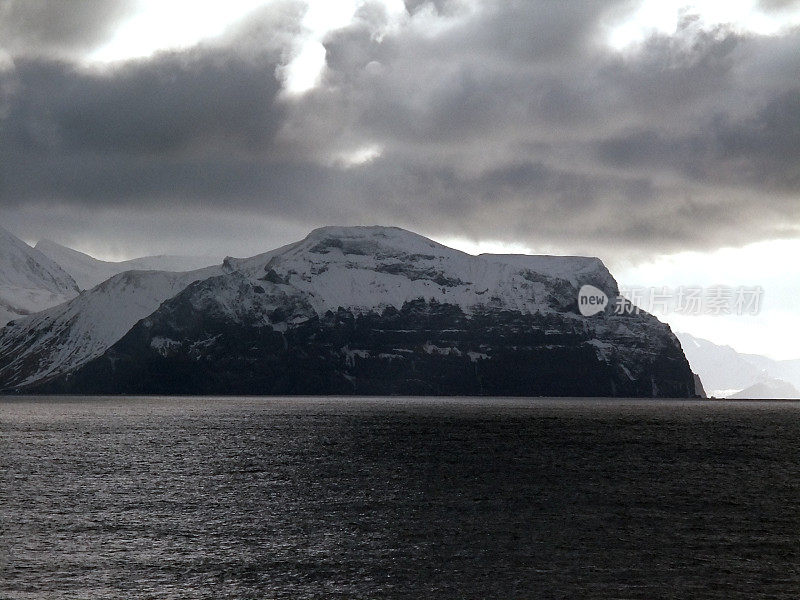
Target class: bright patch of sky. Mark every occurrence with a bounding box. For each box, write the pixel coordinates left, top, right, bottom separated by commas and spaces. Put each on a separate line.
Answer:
333, 144, 384, 167
88, 0, 273, 62
440, 237, 537, 257
605, 0, 800, 50
87, 0, 407, 95
614, 238, 800, 360
280, 0, 361, 94
281, 0, 407, 94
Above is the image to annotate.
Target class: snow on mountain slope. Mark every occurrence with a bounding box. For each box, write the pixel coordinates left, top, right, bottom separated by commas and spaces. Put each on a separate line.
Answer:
737, 354, 800, 393
0, 227, 80, 327
676, 331, 800, 398
35, 239, 220, 290
224, 226, 619, 316
0, 265, 221, 389
729, 378, 800, 400
676, 332, 765, 396
481, 254, 617, 292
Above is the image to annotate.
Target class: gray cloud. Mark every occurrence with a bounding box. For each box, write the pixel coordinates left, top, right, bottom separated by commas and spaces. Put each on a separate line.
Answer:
0, 48, 288, 204
596, 89, 800, 192
1, 1, 800, 261
403, 0, 457, 15
0, 0, 133, 59
758, 0, 800, 11
10, 53, 284, 155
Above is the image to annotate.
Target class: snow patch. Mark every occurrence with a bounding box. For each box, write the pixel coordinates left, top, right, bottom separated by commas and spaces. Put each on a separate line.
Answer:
423, 342, 462, 356
151, 336, 182, 357
341, 346, 370, 367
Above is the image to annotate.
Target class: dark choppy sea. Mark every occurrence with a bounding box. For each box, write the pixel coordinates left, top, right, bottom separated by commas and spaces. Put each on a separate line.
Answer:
1, 397, 799, 599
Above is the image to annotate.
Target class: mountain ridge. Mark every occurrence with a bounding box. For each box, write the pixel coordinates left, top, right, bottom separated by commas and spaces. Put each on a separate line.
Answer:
0, 226, 80, 327
0, 266, 223, 390
2, 226, 698, 397
35, 239, 220, 290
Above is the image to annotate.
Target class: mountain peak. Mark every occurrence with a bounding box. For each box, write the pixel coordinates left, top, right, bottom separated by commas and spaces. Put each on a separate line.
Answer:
35, 238, 72, 252
0, 227, 80, 326
220, 225, 620, 318
297, 225, 465, 258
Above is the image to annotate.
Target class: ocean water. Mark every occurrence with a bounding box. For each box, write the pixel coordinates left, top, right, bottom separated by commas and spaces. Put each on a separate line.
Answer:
1, 397, 799, 599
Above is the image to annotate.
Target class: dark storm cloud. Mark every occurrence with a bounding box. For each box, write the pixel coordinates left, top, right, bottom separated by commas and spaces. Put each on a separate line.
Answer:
277, 4, 800, 252
1, 0, 800, 259
596, 89, 800, 192
0, 0, 133, 58
0, 49, 288, 204
10, 53, 284, 155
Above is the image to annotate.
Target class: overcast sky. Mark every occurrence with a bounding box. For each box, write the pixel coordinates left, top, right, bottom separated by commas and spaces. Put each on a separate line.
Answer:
1, 0, 799, 358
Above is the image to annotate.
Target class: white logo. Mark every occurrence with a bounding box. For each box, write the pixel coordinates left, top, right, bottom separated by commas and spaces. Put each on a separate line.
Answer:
578, 285, 608, 316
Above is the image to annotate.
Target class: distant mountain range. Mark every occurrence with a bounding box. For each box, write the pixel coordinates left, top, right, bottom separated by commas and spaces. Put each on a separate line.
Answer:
35, 239, 219, 291
0, 225, 219, 327
0, 225, 698, 397
675, 332, 800, 399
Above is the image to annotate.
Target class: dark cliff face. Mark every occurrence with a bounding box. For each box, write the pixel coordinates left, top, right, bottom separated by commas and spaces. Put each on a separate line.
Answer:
38, 277, 697, 397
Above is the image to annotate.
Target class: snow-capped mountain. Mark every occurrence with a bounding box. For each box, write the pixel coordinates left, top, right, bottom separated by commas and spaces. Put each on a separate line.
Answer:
728, 378, 800, 400
1, 226, 698, 396
35, 239, 220, 290
224, 226, 620, 316
0, 226, 80, 327
675, 332, 765, 396
0, 265, 222, 390
739, 355, 800, 394
676, 331, 800, 398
